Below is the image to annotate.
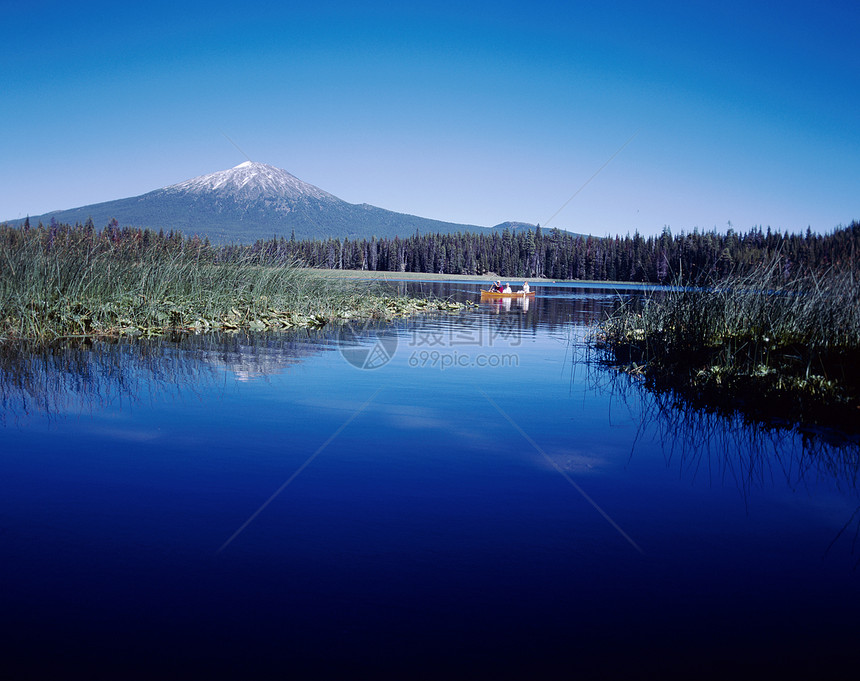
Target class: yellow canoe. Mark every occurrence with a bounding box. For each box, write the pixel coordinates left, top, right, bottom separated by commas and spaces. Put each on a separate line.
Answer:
480, 290, 535, 298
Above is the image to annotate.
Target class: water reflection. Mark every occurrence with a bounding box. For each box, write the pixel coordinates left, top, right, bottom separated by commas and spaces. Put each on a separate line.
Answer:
2, 281, 860, 677
483, 295, 530, 313
393, 280, 644, 333
586, 366, 860, 565
4, 311, 856, 504
0, 330, 338, 424
587, 366, 860, 486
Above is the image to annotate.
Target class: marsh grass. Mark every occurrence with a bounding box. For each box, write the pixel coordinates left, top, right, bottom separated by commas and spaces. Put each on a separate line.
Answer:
0, 224, 467, 344
597, 259, 860, 429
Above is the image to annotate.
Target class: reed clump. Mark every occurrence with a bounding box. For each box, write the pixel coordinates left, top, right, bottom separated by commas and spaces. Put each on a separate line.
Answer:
0, 223, 469, 344
597, 259, 860, 429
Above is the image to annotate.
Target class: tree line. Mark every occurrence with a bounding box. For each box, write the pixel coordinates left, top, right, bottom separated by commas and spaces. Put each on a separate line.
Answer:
5, 216, 858, 284
250, 222, 860, 283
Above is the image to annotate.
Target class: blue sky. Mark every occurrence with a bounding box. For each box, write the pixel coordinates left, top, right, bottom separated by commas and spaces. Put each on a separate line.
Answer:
2, 0, 857, 237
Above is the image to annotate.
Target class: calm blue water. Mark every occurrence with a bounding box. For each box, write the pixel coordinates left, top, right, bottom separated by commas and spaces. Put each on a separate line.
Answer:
1, 281, 858, 679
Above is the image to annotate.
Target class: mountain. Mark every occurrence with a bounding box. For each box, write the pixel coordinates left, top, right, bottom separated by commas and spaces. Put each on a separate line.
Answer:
491, 221, 541, 232
6, 161, 530, 244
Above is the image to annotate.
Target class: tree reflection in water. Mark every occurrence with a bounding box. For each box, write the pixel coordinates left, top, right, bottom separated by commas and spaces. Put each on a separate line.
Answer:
584, 362, 860, 568
0, 330, 335, 425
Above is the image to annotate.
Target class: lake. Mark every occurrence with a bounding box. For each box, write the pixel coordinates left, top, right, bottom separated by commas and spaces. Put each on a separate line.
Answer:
1, 280, 858, 680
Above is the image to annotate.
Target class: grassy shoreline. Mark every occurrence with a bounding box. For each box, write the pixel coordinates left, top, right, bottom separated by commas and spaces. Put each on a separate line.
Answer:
0, 228, 470, 345
595, 263, 860, 432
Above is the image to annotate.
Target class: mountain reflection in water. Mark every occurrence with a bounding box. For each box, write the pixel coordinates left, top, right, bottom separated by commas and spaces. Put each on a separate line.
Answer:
0, 331, 336, 423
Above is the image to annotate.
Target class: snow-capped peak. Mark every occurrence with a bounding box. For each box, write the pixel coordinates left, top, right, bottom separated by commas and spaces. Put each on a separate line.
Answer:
164, 161, 334, 201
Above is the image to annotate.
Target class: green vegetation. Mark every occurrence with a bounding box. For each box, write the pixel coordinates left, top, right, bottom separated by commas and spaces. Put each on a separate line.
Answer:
13, 216, 858, 283
245, 220, 860, 282
596, 260, 860, 430
0, 222, 469, 344
310, 268, 567, 283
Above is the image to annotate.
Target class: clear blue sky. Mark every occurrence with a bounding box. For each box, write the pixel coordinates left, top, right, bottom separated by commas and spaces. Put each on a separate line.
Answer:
3, 0, 858, 237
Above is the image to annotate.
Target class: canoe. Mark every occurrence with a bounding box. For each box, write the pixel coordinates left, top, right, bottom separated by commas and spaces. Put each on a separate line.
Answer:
480, 290, 535, 298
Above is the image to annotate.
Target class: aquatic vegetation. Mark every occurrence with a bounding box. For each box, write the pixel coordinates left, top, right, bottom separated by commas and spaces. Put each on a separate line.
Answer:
0, 223, 471, 344
595, 259, 860, 430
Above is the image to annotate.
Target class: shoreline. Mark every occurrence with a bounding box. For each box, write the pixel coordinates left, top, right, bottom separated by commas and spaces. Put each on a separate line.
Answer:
596, 267, 860, 437
0, 293, 473, 346
303, 268, 647, 287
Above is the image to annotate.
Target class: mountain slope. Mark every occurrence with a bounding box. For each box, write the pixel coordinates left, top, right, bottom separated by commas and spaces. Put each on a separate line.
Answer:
6, 162, 510, 244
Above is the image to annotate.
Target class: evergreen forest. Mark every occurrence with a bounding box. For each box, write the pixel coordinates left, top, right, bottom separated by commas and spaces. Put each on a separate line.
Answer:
5, 217, 858, 285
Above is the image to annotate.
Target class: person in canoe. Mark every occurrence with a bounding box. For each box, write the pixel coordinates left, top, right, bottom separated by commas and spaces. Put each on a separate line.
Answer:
522, 281, 530, 294
503, 283, 512, 293
488, 281, 501, 292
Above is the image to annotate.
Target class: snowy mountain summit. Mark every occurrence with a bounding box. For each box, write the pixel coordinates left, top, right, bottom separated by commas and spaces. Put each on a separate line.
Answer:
5, 160, 490, 244
165, 161, 334, 203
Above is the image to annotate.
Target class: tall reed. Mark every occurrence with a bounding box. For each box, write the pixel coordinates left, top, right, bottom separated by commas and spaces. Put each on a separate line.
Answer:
0, 224, 406, 342
597, 258, 860, 426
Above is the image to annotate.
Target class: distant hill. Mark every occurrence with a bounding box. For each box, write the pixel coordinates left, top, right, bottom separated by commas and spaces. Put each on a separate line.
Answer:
491, 221, 534, 232
5, 162, 538, 244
